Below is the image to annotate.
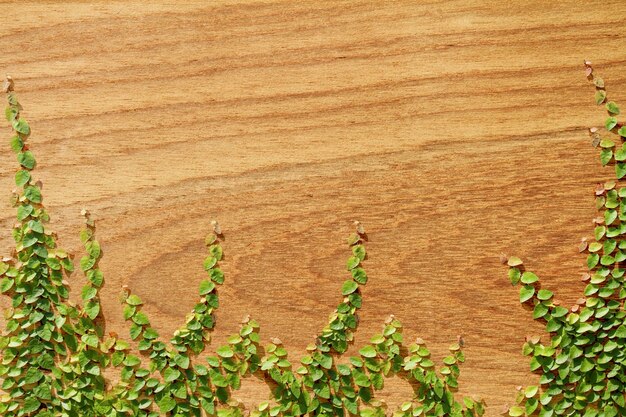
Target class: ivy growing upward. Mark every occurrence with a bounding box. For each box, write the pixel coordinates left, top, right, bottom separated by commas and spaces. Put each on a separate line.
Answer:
0, 77, 483, 416
504, 63, 626, 417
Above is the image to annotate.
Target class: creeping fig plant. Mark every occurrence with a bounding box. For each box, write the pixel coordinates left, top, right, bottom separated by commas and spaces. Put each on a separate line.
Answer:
504, 63, 626, 417
0, 78, 482, 416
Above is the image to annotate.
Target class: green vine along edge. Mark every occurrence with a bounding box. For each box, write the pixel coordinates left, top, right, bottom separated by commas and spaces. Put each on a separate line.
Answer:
0, 78, 483, 417
504, 63, 626, 417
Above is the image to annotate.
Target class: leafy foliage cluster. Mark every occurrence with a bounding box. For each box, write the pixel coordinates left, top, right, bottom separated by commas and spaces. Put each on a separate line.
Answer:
0, 80, 483, 416
504, 63, 626, 417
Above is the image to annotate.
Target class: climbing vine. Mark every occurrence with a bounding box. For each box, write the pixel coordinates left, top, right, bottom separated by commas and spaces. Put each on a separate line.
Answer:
0, 77, 483, 416
504, 62, 626, 417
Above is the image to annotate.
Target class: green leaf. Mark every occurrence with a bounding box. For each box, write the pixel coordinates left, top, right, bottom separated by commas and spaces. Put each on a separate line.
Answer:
605, 209, 618, 225
23, 368, 43, 385
616, 148, 626, 161
595, 90, 607, 105
316, 353, 333, 369
157, 396, 177, 413
80, 256, 96, 271
508, 268, 521, 285
618, 126, 626, 137
532, 302, 549, 319
347, 233, 360, 245
84, 300, 100, 320
313, 383, 330, 399
129, 324, 142, 339
520, 271, 538, 284
352, 245, 366, 261
82, 334, 99, 348
22, 397, 41, 414
132, 312, 150, 325
354, 371, 370, 387
209, 268, 224, 284
341, 280, 359, 295
359, 345, 377, 358
601, 149, 613, 166
606, 101, 620, 114
164, 367, 181, 382
351, 267, 368, 284
10, 135, 23, 152
203, 256, 217, 271
507, 256, 523, 267
615, 325, 626, 338
209, 244, 223, 260
81, 285, 97, 301
519, 285, 535, 303
22, 234, 38, 247
123, 355, 141, 366
86, 240, 101, 258
138, 398, 153, 410
0, 277, 14, 293
87, 269, 103, 286
174, 354, 190, 369
216, 345, 234, 358
126, 294, 143, 306
617, 162, 626, 179
600, 138, 615, 148
17, 204, 34, 221
5, 106, 17, 122
588, 242, 602, 252
24, 186, 41, 203
80, 228, 93, 243
463, 397, 475, 409
27, 219, 43, 233
17, 151, 35, 169
509, 406, 524, 417
123, 305, 136, 320
15, 170, 30, 186
199, 279, 215, 295
537, 289, 553, 300
205, 235, 218, 249
346, 256, 360, 270
606, 116, 618, 130
12, 119, 30, 135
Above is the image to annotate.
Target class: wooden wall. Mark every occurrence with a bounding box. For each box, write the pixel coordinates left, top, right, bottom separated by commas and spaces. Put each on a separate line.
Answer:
1, 1, 626, 414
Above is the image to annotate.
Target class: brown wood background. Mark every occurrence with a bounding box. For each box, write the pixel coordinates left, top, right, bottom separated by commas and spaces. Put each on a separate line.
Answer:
1, 1, 626, 414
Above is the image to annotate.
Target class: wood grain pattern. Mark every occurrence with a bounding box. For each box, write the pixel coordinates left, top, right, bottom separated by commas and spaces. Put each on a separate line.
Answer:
1, 1, 626, 413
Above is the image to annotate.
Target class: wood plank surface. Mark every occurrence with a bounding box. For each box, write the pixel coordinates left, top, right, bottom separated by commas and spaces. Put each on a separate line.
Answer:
1, 1, 626, 414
